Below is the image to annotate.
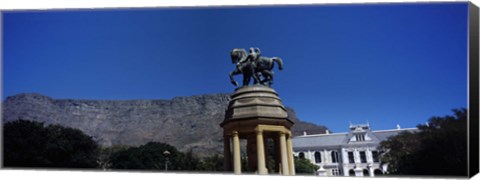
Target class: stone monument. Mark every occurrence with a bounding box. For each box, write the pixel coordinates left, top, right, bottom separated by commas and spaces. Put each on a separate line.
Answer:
221, 48, 295, 175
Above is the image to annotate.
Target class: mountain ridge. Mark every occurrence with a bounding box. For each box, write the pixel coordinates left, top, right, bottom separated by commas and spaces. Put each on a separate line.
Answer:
2, 93, 328, 157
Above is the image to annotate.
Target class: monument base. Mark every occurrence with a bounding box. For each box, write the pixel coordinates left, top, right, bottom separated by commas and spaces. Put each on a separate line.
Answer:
221, 85, 295, 175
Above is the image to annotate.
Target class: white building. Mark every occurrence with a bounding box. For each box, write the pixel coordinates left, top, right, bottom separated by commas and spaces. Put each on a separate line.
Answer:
292, 123, 417, 177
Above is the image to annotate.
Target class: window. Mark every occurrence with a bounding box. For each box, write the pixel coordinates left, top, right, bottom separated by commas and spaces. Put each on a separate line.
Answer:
355, 135, 365, 141
348, 169, 355, 176
299, 152, 305, 159
332, 168, 340, 176
360, 151, 367, 163
314, 152, 321, 163
372, 151, 379, 162
363, 169, 369, 176
348, 152, 355, 163
331, 151, 339, 163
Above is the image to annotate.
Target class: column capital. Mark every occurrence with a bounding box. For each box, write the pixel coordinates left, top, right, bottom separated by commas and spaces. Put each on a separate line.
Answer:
284, 131, 293, 139
255, 128, 263, 134
232, 130, 239, 136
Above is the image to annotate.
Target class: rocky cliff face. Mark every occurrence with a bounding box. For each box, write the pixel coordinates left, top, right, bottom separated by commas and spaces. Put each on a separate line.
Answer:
2, 93, 328, 156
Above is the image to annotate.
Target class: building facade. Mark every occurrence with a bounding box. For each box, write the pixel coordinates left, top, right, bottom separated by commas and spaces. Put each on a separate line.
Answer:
292, 123, 417, 177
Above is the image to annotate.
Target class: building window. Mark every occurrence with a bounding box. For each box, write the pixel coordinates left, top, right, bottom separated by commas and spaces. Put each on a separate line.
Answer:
363, 169, 369, 176
299, 152, 305, 159
332, 168, 340, 176
355, 134, 365, 141
348, 169, 355, 176
374, 169, 383, 176
314, 152, 321, 163
348, 152, 355, 163
372, 151, 379, 162
360, 151, 367, 163
331, 151, 339, 163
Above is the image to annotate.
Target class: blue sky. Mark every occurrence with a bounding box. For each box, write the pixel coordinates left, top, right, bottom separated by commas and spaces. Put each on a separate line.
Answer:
3, 3, 469, 132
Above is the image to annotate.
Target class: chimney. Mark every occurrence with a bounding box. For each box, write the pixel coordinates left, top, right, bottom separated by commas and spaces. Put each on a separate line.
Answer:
325, 130, 330, 134
303, 131, 307, 136
396, 124, 401, 129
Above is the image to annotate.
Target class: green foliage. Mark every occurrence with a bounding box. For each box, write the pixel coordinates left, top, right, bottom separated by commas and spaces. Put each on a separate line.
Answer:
198, 154, 224, 172
240, 153, 249, 172
108, 142, 212, 171
379, 108, 467, 176
109, 142, 180, 170
294, 156, 319, 175
178, 149, 201, 171
265, 139, 279, 173
3, 120, 100, 168
97, 145, 130, 170
266, 154, 277, 173
105, 141, 228, 172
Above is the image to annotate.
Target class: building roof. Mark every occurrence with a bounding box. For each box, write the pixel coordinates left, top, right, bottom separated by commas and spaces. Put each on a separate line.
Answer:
293, 133, 348, 148
372, 128, 418, 141
292, 126, 418, 150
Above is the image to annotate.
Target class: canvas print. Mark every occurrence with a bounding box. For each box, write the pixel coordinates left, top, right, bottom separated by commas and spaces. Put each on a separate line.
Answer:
1, 2, 478, 178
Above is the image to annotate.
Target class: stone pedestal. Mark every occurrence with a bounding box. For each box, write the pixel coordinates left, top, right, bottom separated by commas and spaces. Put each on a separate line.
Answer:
368, 164, 374, 177
220, 86, 295, 175
317, 166, 327, 176
354, 166, 364, 177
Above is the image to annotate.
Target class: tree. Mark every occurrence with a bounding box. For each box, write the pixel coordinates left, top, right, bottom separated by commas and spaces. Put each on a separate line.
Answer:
198, 154, 224, 172
294, 156, 319, 175
108, 142, 201, 171
97, 145, 130, 170
177, 149, 201, 171
3, 120, 100, 168
379, 108, 467, 176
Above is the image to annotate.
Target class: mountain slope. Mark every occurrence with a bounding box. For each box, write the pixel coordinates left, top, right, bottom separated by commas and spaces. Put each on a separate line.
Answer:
2, 93, 328, 156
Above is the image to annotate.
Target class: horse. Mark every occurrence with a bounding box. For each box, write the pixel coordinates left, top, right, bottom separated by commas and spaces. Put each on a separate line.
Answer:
229, 48, 259, 87
229, 48, 283, 87
249, 48, 283, 87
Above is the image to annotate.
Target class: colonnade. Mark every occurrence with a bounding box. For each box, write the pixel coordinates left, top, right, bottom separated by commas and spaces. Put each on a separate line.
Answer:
223, 125, 295, 175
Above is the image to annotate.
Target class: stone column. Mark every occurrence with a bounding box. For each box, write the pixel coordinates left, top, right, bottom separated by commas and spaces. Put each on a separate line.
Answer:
306, 150, 311, 163
366, 148, 373, 163
310, 150, 315, 163
263, 136, 269, 172
341, 148, 349, 176
311, 151, 315, 163
232, 131, 241, 174
354, 149, 360, 164
343, 166, 350, 177
286, 135, 295, 175
223, 135, 232, 171
369, 166, 374, 177
341, 148, 348, 163
256, 129, 267, 175
279, 132, 289, 175
323, 149, 329, 163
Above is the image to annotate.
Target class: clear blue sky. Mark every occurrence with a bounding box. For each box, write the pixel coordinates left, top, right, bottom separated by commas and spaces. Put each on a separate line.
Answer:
3, 3, 469, 132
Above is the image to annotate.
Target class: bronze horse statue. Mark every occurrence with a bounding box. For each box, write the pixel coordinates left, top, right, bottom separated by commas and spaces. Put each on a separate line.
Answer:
229, 48, 283, 87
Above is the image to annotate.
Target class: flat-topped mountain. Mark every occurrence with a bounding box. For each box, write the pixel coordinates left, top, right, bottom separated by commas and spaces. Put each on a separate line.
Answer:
2, 93, 328, 156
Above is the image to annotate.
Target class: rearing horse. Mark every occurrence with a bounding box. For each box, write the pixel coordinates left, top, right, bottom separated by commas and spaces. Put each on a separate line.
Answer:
229, 48, 283, 87
249, 47, 283, 87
